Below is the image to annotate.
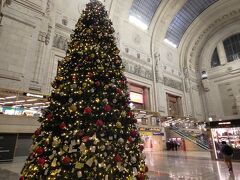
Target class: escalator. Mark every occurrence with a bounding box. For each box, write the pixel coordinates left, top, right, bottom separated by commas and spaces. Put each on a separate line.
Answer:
168, 127, 209, 151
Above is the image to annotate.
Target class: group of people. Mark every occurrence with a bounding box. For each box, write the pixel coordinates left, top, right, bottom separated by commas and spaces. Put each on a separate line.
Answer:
166, 140, 179, 151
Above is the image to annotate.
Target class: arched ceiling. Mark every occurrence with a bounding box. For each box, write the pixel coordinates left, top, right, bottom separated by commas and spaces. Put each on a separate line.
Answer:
129, 0, 162, 28
129, 0, 219, 47
165, 0, 218, 47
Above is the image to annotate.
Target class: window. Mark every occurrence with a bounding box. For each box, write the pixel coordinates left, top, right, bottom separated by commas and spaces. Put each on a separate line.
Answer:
223, 33, 240, 62
129, 0, 162, 29
211, 48, 220, 68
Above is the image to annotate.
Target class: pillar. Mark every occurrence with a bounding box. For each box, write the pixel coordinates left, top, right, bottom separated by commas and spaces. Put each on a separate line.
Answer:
217, 41, 228, 65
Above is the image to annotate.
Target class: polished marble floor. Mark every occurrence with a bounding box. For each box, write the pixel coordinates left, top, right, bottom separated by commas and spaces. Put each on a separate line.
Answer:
0, 151, 239, 180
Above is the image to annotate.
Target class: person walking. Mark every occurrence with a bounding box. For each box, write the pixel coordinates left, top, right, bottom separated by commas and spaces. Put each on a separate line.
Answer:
221, 141, 234, 173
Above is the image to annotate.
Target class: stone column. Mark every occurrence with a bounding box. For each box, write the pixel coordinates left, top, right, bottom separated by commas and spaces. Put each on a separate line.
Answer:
217, 41, 228, 65
29, 0, 55, 92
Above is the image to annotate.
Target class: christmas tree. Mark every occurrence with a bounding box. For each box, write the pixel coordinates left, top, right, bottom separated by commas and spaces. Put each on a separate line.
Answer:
20, 0, 148, 179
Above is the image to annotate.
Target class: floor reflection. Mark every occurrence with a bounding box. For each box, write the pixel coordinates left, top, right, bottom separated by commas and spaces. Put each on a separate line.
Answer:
0, 151, 239, 179
145, 151, 240, 180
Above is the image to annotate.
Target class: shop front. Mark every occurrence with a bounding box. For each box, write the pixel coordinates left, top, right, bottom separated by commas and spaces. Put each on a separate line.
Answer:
208, 119, 240, 161
138, 127, 164, 151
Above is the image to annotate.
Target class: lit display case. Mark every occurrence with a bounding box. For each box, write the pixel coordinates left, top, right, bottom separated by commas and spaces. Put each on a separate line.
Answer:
208, 120, 240, 161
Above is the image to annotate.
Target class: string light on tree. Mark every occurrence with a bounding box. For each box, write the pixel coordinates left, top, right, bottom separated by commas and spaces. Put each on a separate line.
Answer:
20, 1, 148, 179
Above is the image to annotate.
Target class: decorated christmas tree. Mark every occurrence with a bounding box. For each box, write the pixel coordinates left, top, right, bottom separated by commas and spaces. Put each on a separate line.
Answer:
20, 0, 148, 179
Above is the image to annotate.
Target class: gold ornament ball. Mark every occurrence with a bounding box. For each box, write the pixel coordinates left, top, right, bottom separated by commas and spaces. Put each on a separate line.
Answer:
116, 121, 122, 128
121, 111, 126, 117
52, 138, 60, 147
95, 98, 100, 103
78, 90, 83, 95
86, 28, 92, 34
69, 104, 77, 112
55, 88, 60, 93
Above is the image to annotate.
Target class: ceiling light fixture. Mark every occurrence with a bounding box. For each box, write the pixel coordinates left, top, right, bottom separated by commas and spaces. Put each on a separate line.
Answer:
34, 103, 45, 105
25, 93, 44, 98
5, 96, 17, 99
129, 15, 148, 30
24, 104, 33, 106
26, 99, 38, 102
164, 38, 177, 48
15, 100, 25, 103
4, 101, 14, 104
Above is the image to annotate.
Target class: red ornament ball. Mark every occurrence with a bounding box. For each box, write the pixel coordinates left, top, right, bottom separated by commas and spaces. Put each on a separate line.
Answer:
19, 176, 25, 180
104, 105, 111, 112
130, 130, 138, 137
46, 113, 53, 121
82, 136, 90, 143
116, 88, 122, 93
145, 165, 149, 172
114, 154, 122, 162
72, 75, 77, 80
128, 136, 133, 142
139, 144, 144, 151
34, 129, 41, 137
128, 111, 134, 117
95, 81, 101, 87
37, 157, 45, 166
86, 72, 93, 78
63, 156, 71, 165
96, 119, 104, 126
59, 122, 66, 130
35, 147, 44, 155
136, 173, 145, 180
76, 131, 84, 137
133, 118, 138, 123
84, 107, 92, 114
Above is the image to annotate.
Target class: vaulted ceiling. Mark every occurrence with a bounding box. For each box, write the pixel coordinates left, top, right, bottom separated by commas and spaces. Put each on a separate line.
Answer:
129, 0, 219, 47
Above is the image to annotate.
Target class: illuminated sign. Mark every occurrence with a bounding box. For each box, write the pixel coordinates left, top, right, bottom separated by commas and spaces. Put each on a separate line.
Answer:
130, 92, 143, 104
152, 132, 164, 136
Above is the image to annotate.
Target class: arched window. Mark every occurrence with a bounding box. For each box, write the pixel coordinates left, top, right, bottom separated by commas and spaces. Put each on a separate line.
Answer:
223, 33, 240, 62
211, 48, 220, 68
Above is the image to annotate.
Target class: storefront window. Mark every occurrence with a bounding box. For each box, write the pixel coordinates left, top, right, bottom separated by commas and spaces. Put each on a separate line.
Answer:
211, 127, 240, 160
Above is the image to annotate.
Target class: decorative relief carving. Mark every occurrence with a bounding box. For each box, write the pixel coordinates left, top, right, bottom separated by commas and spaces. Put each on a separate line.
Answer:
52, 34, 69, 51
45, 25, 52, 45
190, 8, 240, 70
122, 59, 153, 80
133, 34, 141, 44
167, 52, 173, 61
38, 25, 52, 45
38, 31, 46, 42
0, 0, 12, 25
114, 32, 120, 47
183, 66, 189, 78
45, 0, 51, 16
122, 52, 152, 68
163, 77, 183, 91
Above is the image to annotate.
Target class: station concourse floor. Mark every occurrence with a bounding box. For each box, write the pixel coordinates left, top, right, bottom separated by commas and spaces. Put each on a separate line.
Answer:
0, 150, 239, 180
